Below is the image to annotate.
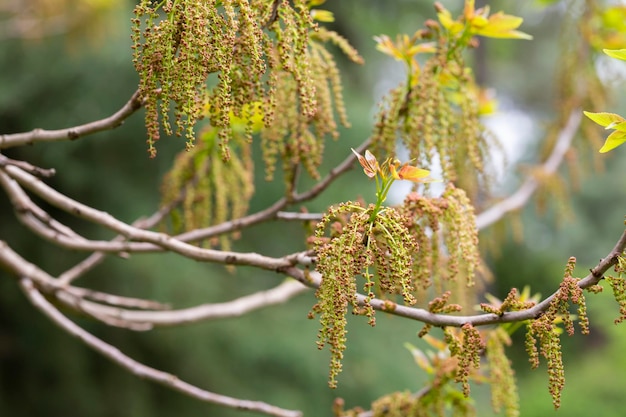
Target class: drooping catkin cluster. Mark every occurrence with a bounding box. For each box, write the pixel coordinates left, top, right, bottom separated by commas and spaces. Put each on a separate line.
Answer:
525, 257, 590, 409
487, 327, 520, 417
132, 0, 362, 171
309, 202, 419, 388
525, 318, 565, 409
606, 255, 626, 324
308, 203, 370, 389
372, 43, 493, 198
160, 124, 254, 251
399, 184, 480, 293
455, 323, 484, 397
261, 25, 362, 181
310, 184, 481, 388
132, 0, 267, 157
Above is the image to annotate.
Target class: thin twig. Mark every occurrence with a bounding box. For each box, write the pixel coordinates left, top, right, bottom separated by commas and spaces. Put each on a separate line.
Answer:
176, 138, 372, 243
0, 240, 309, 330
58, 197, 182, 285
275, 211, 323, 222
0, 154, 56, 177
0, 89, 143, 149
476, 109, 582, 230
19, 277, 302, 417
0, 169, 101, 244
66, 279, 309, 327
4, 164, 295, 270
66, 286, 170, 311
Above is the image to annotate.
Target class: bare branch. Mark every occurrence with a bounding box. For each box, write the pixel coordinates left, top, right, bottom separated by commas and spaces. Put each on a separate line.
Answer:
18, 277, 303, 417
5, 220, 623, 333
1, 166, 317, 285
69, 279, 309, 327
1, 136, 368, 270
476, 109, 582, 230
0, 89, 143, 149
3, 164, 296, 270
0, 239, 309, 330
58, 195, 181, 285
67, 286, 170, 311
0, 154, 56, 177
0, 169, 88, 241
275, 211, 324, 222
175, 138, 372, 243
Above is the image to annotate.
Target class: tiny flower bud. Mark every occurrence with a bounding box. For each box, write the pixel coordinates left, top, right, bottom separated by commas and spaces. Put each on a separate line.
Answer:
424, 19, 440, 30
415, 29, 432, 40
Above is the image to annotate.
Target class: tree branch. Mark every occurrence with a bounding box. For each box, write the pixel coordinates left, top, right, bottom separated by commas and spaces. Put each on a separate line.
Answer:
174, 138, 372, 243
0, 136, 370, 272
18, 277, 302, 417
66, 279, 309, 327
275, 211, 323, 222
0, 89, 143, 149
0, 154, 56, 177
284, 227, 626, 328
0, 240, 309, 330
476, 109, 582, 230
5, 149, 623, 330
3, 164, 297, 270
58, 191, 185, 285
5, 220, 624, 333
0, 168, 88, 242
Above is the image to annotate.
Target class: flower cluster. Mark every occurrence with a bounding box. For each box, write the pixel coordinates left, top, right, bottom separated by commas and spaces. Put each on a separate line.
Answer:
159, 110, 256, 251
311, 149, 487, 389
525, 257, 590, 409
436, 0, 532, 41
132, 0, 266, 157
399, 185, 480, 297
310, 200, 419, 388
371, 0, 530, 199
486, 327, 520, 417
526, 317, 565, 409
132, 0, 361, 170
310, 150, 435, 387
606, 255, 626, 324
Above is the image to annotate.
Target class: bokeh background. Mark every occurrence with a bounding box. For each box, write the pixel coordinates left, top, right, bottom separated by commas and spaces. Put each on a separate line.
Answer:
2, 1, 626, 416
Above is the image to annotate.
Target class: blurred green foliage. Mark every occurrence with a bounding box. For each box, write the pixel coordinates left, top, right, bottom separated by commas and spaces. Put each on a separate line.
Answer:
2, 1, 626, 416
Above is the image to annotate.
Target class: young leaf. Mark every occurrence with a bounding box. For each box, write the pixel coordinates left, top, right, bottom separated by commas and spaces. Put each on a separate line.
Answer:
599, 130, 626, 153
583, 111, 625, 128
390, 163, 432, 182
603, 48, 626, 61
351, 148, 380, 178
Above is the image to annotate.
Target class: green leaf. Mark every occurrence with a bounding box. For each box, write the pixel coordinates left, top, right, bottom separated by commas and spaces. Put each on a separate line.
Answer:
599, 130, 626, 153
604, 48, 626, 61
612, 121, 626, 132
583, 111, 625, 127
